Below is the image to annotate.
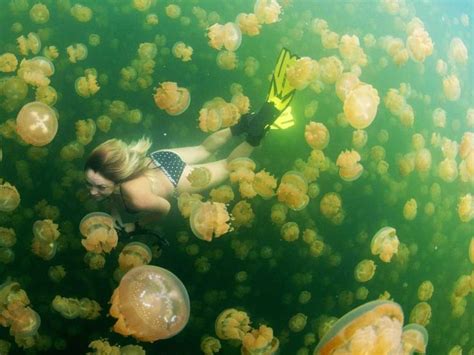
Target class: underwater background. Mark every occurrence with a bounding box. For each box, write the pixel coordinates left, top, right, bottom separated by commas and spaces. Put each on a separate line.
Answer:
0, 0, 473, 353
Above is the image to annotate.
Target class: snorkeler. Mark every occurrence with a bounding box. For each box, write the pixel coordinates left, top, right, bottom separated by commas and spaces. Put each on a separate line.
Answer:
84, 48, 298, 236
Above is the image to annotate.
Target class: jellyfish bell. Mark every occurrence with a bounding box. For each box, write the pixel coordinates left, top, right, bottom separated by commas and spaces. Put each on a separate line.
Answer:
109, 265, 190, 342
79, 212, 118, 253
401, 324, 428, 354
313, 300, 404, 354
153, 82, 191, 116
343, 83, 380, 129
0, 181, 21, 212
16, 101, 58, 146
189, 201, 231, 241
370, 226, 399, 263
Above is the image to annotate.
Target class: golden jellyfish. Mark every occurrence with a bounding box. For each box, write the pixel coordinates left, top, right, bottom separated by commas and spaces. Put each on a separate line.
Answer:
443, 74, 461, 101
343, 83, 380, 129
336, 149, 363, 181
66, 43, 88, 63
31, 219, 60, 260
448, 37, 468, 65
335, 72, 360, 101
313, 300, 405, 354
8, 306, 41, 347
231, 200, 255, 228
96, 115, 112, 133
253, 170, 277, 199
459, 132, 474, 159
60, 140, 84, 161
318, 56, 343, 84
352, 129, 368, 149
165, 4, 181, 19
70, 4, 93, 22
289, 313, 307, 332
75, 119, 96, 145
401, 324, 429, 354
0, 180, 21, 212
177, 193, 204, 218
270, 203, 288, 225
79, 212, 118, 254
215, 308, 251, 341
186, 167, 211, 188
110, 265, 190, 342
254, 0, 281, 24
0, 53, 18, 73
320, 192, 344, 224
199, 98, 240, 132
311, 18, 328, 35
52, 295, 101, 320
146, 13, 159, 26
29, 3, 49, 24
153, 82, 191, 116
469, 237, 474, 263
417, 281, 434, 302
17, 56, 55, 87
17, 32, 41, 56
43, 45, 59, 60
355, 286, 369, 301
457, 193, 473, 222
75, 73, 100, 98
216, 50, 238, 70
286, 57, 319, 90
403, 198, 417, 221
189, 201, 231, 241
438, 158, 458, 182
320, 29, 340, 50
0, 227, 16, 248
432, 108, 446, 128
231, 92, 250, 114
132, 0, 152, 11
236, 13, 261, 36
406, 19, 433, 63
304, 122, 329, 150
48, 265, 66, 283
118, 242, 153, 273
209, 185, 234, 204
35, 85, 57, 106
280, 221, 299, 242
414, 148, 432, 173
207, 22, 242, 51
409, 302, 431, 327
16, 101, 58, 146
338, 34, 367, 67
370, 226, 399, 263
201, 336, 221, 355
466, 108, 474, 128
276, 171, 309, 211
172, 42, 193, 62
354, 259, 376, 282
241, 325, 279, 355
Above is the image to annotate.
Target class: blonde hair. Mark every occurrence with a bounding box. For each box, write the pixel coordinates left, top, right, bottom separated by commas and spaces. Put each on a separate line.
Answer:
85, 137, 152, 183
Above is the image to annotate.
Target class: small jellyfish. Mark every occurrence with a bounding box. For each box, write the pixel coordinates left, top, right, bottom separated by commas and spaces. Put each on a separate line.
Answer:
304, 122, 329, 150
172, 42, 193, 62
75, 73, 100, 98
118, 242, 153, 273
280, 221, 300, 242
457, 194, 473, 222
241, 325, 279, 354
403, 198, 417, 221
370, 227, 399, 263
186, 167, 211, 188
417, 281, 434, 302
289, 313, 307, 332
276, 171, 309, 211
79, 212, 118, 254
201, 336, 221, 355
16, 101, 58, 146
29, 3, 49, 24
236, 13, 261, 36
409, 302, 432, 327
254, 0, 281, 24
401, 324, 429, 355
443, 74, 461, 101
286, 57, 319, 90
252, 170, 276, 199
0, 53, 18, 73
189, 201, 231, 241
207, 22, 242, 51
67, 43, 88, 63
216, 50, 238, 70
448, 37, 468, 65
70, 4, 93, 22
343, 83, 380, 129
165, 4, 181, 19
109, 265, 190, 342
231, 200, 255, 229
0, 180, 21, 212
75, 119, 96, 145
354, 259, 376, 282
313, 300, 404, 354
335, 72, 360, 101
215, 308, 251, 341
153, 82, 191, 116
336, 150, 364, 181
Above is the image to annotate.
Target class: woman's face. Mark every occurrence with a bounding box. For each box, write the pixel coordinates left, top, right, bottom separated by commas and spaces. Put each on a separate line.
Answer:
85, 169, 116, 200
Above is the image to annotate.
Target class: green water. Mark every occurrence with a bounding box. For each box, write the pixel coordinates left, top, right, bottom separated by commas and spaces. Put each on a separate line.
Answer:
0, 0, 473, 354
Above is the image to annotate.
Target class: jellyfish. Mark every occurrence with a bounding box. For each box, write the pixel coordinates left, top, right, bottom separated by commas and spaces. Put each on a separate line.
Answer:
0, 53, 18, 73
177, 192, 204, 218
338, 34, 368, 67
118, 242, 153, 273
254, 0, 281, 24
409, 302, 431, 327
189, 201, 231, 241
31, 219, 60, 261
60, 141, 85, 161
215, 308, 251, 340
432, 108, 446, 128
370, 226, 399, 263
16, 101, 58, 146
96, 115, 112, 133
448, 37, 468, 65
318, 56, 343, 84
438, 158, 458, 182
443, 74, 461, 101
52, 296, 101, 320
66, 43, 88, 63
241, 325, 279, 355
457, 194, 473, 222
75, 119, 96, 145
231, 200, 255, 229
355, 287, 369, 301
231, 92, 250, 114
209, 185, 234, 204
352, 130, 368, 149
153, 82, 191, 116
48, 265, 66, 283
286, 57, 319, 90
335, 72, 360, 101
110, 265, 190, 342
132, 0, 152, 11
29, 3, 49, 24
201, 336, 221, 355
17, 56, 55, 87
469, 237, 474, 264
0, 180, 21, 212
401, 324, 428, 354
84, 252, 106, 270
70, 4, 93, 22
304, 122, 329, 150
289, 313, 307, 332
216, 50, 238, 70
165, 4, 181, 19
186, 167, 211, 188
236, 13, 261, 36
354, 259, 376, 282
79, 212, 118, 254
343, 83, 380, 129
320, 29, 340, 50
35, 85, 57, 106
270, 203, 288, 225
8, 306, 41, 346
313, 300, 405, 354
17, 32, 41, 56
207, 22, 242, 51
403, 198, 417, 221
172, 42, 193, 62
336, 150, 364, 181
75, 73, 100, 98
0, 227, 16, 248
406, 20, 433, 63
320, 192, 345, 224
417, 281, 434, 302
277, 171, 309, 211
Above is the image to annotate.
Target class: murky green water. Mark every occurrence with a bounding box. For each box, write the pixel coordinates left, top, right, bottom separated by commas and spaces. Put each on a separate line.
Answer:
0, 0, 473, 354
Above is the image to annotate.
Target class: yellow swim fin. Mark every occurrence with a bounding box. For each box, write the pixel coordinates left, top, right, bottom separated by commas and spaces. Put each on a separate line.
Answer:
266, 47, 298, 130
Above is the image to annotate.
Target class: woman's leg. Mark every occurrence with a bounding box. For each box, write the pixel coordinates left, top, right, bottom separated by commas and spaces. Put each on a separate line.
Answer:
176, 141, 254, 193
167, 128, 233, 164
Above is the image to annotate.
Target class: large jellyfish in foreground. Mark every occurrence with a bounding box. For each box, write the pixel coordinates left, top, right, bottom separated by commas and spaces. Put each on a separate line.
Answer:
313, 300, 428, 354
109, 265, 190, 342
16, 101, 58, 146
